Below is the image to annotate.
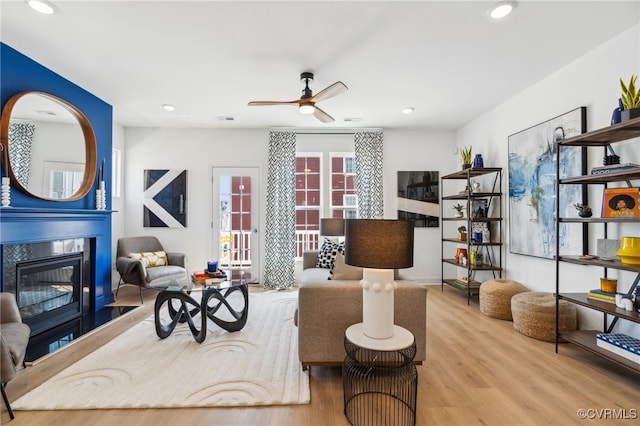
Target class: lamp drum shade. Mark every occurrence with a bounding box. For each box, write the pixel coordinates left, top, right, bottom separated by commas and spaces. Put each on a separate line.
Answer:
345, 219, 414, 269
320, 218, 345, 236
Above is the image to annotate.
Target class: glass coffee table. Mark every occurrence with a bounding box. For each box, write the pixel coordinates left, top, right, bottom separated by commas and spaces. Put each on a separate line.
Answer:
149, 272, 249, 343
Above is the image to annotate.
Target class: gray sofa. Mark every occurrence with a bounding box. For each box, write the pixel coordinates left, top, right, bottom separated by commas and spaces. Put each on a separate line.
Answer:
296, 251, 427, 368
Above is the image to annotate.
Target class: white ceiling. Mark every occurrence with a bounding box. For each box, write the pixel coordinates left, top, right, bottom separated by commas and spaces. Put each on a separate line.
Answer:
1, 0, 639, 130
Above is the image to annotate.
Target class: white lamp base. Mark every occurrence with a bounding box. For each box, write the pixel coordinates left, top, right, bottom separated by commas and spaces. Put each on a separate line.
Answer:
346, 323, 414, 351
361, 268, 396, 339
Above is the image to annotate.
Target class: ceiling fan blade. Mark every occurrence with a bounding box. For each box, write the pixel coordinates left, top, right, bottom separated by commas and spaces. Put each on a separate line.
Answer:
311, 81, 348, 103
247, 100, 301, 106
313, 106, 335, 123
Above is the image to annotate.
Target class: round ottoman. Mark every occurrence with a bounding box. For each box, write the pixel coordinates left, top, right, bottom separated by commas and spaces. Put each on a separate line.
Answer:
511, 292, 577, 342
479, 279, 529, 320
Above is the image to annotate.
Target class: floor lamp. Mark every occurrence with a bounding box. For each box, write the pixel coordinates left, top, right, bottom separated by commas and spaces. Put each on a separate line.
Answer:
344, 219, 414, 349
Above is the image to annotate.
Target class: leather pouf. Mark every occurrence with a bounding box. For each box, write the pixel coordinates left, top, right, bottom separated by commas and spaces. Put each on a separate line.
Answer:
511, 292, 577, 342
479, 279, 529, 320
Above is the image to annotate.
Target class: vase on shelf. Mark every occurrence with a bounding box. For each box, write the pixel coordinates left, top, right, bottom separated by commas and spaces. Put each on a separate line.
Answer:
455, 248, 468, 263
472, 154, 484, 168
611, 98, 623, 125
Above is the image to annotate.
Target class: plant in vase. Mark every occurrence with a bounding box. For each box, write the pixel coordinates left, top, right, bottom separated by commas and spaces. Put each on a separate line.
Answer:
460, 146, 472, 169
574, 203, 592, 218
453, 203, 464, 218
457, 225, 467, 241
620, 75, 640, 122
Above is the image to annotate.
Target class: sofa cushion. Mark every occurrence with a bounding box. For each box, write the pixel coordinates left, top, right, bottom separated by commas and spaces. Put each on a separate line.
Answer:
330, 253, 363, 280
129, 251, 168, 268
301, 267, 331, 283
316, 238, 345, 271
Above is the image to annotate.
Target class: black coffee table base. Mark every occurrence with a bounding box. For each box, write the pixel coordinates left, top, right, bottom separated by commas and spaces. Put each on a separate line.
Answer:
154, 284, 249, 343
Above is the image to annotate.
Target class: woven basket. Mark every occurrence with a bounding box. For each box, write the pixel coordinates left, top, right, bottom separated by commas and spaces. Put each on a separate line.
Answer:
511, 292, 577, 342
479, 279, 529, 321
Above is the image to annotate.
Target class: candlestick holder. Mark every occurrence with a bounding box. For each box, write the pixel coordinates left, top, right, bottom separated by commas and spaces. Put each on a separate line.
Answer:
96, 181, 106, 210
1, 177, 10, 207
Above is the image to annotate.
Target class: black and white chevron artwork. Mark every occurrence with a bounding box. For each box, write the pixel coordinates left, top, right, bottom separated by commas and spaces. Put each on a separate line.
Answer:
143, 169, 187, 228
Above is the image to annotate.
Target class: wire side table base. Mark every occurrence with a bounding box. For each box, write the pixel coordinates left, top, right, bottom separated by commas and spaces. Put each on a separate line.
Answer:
343, 330, 417, 426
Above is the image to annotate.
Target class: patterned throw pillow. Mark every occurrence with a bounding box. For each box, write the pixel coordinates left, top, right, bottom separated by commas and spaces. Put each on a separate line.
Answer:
316, 238, 345, 272
129, 251, 168, 268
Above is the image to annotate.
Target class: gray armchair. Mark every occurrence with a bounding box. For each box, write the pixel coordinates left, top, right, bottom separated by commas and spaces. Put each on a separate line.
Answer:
1, 293, 31, 420
115, 236, 187, 303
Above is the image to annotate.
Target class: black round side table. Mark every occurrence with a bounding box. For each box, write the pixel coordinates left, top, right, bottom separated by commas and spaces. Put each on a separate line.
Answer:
343, 324, 418, 426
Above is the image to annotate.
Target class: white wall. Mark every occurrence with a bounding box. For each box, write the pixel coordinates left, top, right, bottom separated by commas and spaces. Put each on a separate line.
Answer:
457, 24, 640, 335
119, 127, 455, 283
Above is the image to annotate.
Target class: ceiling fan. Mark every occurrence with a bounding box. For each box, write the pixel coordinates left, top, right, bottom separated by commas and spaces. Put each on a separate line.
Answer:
248, 72, 348, 123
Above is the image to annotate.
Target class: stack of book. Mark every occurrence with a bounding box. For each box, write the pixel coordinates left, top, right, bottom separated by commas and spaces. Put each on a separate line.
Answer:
590, 163, 640, 175
453, 277, 481, 289
596, 333, 640, 365
192, 272, 211, 285
587, 288, 617, 304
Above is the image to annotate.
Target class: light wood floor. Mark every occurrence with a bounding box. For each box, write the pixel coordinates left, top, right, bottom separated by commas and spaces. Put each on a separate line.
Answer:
2, 284, 639, 425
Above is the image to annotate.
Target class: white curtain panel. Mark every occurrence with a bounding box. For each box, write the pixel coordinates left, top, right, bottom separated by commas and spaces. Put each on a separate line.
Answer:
263, 130, 297, 289
354, 130, 384, 218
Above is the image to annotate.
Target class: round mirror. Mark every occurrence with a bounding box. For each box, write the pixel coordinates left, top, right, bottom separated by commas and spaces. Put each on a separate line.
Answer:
0, 92, 97, 201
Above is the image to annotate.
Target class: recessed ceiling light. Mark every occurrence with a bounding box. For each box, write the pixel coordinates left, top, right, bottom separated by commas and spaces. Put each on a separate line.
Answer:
28, 0, 56, 15
162, 104, 176, 111
344, 117, 362, 122
402, 107, 415, 114
488, 1, 517, 19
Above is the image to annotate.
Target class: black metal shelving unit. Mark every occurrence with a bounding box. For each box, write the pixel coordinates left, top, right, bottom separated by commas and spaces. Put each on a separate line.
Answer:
440, 167, 503, 304
554, 116, 640, 374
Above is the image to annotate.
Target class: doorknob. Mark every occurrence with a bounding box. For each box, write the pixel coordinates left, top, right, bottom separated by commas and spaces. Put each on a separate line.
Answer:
253, 229, 258, 233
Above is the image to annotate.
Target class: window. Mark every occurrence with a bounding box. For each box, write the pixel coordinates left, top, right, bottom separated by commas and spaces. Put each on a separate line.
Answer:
295, 152, 356, 258
330, 153, 357, 220
295, 154, 321, 257
112, 148, 122, 198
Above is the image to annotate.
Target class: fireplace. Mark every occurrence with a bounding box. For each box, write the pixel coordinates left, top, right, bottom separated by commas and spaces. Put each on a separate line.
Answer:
3, 239, 91, 336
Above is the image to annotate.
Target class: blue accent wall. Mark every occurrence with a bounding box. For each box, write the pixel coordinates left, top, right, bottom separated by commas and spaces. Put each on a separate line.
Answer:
0, 42, 114, 309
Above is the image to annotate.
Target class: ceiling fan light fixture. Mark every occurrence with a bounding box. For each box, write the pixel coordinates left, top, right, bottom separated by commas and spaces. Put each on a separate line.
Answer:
299, 103, 315, 114
28, 0, 57, 15
488, 1, 516, 19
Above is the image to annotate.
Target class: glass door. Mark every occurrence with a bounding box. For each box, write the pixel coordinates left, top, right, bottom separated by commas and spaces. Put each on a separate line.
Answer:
212, 167, 260, 281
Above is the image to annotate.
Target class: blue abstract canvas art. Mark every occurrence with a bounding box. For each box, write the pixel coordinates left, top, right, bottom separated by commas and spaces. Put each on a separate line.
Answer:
508, 107, 586, 259
143, 169, 187, 228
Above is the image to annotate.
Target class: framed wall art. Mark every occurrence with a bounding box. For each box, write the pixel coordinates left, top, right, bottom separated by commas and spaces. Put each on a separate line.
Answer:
397, 171, 439, 227
508, 107, 587, 259
143, 169, 187, 228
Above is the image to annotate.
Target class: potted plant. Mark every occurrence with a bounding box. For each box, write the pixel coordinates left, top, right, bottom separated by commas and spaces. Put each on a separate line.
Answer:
620, 75, 640, 122
452, 203, 464, 218
574, 203, 593, 218
460, 146, 472, 169
457, 225, 467, 241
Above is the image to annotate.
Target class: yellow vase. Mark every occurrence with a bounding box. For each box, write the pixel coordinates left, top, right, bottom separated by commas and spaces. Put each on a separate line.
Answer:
615, 236, 640, 265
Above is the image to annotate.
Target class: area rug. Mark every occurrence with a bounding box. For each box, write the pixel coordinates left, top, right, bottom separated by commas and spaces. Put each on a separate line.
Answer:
13, 290, 310, 410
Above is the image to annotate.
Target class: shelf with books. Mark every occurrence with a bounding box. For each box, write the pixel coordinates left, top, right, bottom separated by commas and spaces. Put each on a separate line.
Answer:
441, 167, 503, 304
555, 117, 640, 374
